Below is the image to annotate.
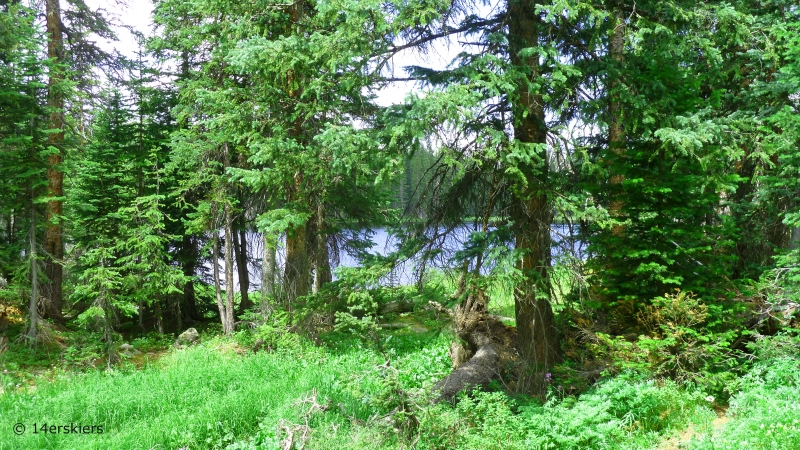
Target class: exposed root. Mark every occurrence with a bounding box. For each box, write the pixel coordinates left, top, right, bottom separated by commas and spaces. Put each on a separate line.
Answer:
432, 290, 518, 403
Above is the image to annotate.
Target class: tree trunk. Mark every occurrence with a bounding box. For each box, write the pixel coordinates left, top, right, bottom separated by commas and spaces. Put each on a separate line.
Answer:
791, 227, 800, 250
154, 300, 163, 334
138, 299, 145, 332
285, 219, 310, 304
43, 0, 65, 323
285, 174, 310, 305
223, 205, 236, 333
222, 142, 237, 333
182, 235, 198, 320
608, 10, 626, 237
433, 289, 517, 403
174, 294, 182, 331
234, 225, 252, 313
313, 201, 331, 293
26, 196, 38, 343
213, 232, 228, 331
261, 232, 277, 315
507, 0, 561, 397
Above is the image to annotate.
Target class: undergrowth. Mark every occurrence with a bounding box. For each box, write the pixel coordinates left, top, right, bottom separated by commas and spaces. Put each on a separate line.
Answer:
686, 331, 800, 449
2, 311, 798, 449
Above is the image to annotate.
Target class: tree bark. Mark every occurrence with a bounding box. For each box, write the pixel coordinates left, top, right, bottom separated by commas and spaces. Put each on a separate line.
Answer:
181, 235, 198, 320
154, 299, 163, 334
213, 232, 228, 331
791, 227, 800, 250
433, 290, 517, 403
608, 10, 626, 237
313, 201, 331, 293
234, 224, 252, 313
507, 0, 561, 397
26, 195, 38, 343
138, 299, 145, 332
261, 232, 277, 315
285, 175, 311, 305
222, 144, 236, 334
223, 216, 236, 333
285, 220, 310, 304
43, 0, 65, 323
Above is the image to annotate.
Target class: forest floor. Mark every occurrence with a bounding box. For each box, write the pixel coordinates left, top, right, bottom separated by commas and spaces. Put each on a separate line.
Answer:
1, 308, 798, 449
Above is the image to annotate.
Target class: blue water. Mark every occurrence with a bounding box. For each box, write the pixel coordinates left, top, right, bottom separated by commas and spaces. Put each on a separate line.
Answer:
204, 225, 584, 289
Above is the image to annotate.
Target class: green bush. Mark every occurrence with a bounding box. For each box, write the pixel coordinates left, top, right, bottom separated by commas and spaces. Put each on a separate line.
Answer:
413, 374, 710, 450
686, 330, 800, 449
592, 290, 741, 393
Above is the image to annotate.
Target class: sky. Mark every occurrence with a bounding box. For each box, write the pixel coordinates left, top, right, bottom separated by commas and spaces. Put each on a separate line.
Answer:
82, 0, 467, 106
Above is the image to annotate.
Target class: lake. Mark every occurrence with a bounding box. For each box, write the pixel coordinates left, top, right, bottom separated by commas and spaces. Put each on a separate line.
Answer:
203, 224, 584, 289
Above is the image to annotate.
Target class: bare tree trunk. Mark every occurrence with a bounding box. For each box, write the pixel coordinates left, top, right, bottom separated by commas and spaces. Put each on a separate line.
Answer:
234, 225, 252, 313
99, 259, 118, 367
26, 197, 38, 343
43, 0, 65, 323
223, 204, 236, 334
154, 300, 163, 334
213, 232, 227, 330
508, 0, 561, 397
138, 299, 145, 332
313, 201, 331, 293
791, 227, 800, 250
174, 295, 182, 331
222, 142, 237, 334
181, 235, 198, 320
261, 233, 276, 316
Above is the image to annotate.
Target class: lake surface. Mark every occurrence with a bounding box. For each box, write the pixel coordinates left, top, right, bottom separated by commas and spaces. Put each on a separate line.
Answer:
202, 225, 584, 290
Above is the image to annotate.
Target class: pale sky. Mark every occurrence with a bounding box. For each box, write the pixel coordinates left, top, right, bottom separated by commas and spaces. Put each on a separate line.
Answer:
83, 0, 472, 106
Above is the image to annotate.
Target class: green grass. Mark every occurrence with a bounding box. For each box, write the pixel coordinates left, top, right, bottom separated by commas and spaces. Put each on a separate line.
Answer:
0, 323, 709, 450
0, 327, 456, 450
0, 339, 380, 449
4, 321, 797, 450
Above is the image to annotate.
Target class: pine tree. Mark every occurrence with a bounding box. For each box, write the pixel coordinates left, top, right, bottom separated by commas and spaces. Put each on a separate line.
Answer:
0, 3, 50, 343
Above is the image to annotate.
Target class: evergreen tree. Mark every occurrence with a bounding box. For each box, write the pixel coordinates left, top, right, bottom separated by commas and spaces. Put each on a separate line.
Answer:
0, 3, 50, 343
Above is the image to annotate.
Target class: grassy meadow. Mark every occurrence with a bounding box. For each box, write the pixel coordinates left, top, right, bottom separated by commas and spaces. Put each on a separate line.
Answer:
2, 306, 798, 450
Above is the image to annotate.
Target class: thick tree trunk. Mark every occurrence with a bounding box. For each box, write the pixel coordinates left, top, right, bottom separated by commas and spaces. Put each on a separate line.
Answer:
313, 202, 331, 294
43, 0, 65, 323
507, 0, 561, 397
285, 219, 310, 304
791, 227, 800, 250
608, 10, 626, 237
285, 175, 311, 305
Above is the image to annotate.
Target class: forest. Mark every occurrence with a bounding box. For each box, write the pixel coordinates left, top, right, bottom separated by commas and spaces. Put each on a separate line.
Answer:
1, 0, 799, 448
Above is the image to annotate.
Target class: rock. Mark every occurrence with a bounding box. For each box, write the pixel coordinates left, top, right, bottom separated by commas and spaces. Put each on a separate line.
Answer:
118, 343, 141, 357
378, 299, 414, 316
176, 328, 200, 346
